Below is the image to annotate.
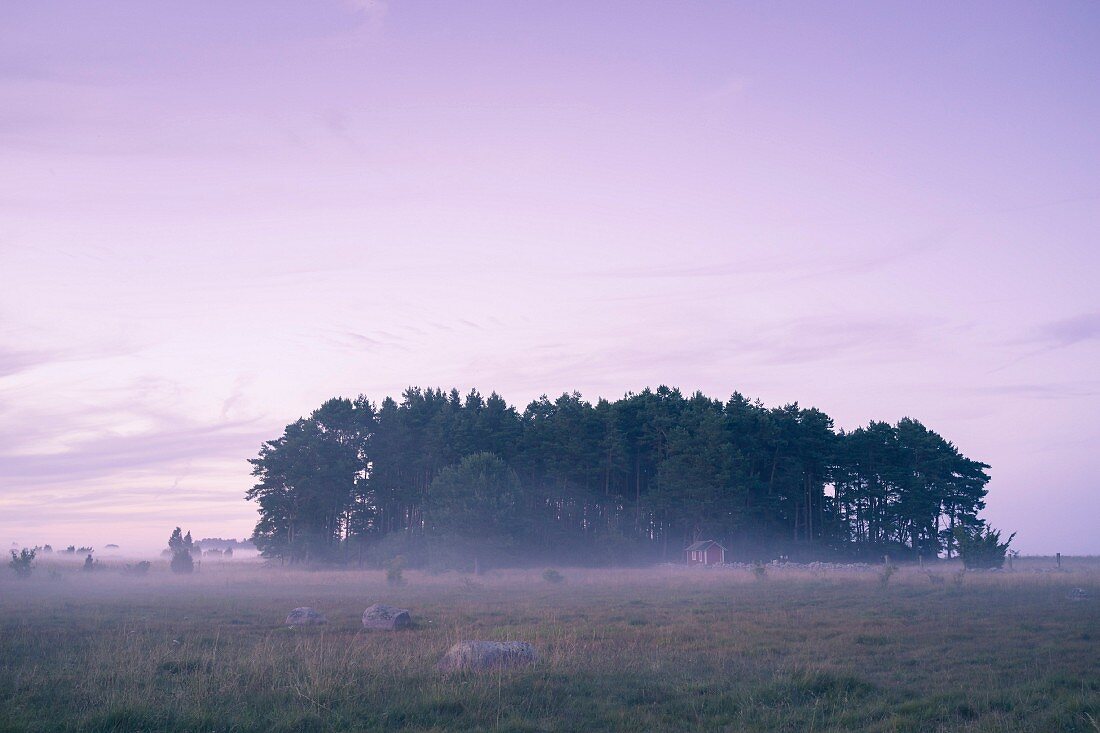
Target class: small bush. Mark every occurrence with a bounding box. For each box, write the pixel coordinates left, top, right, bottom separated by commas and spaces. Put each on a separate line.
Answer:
170, 550, 194, 574
542, 568, 564, 584
167, 527, 196, 574
878, 563, 897, 588
123, 561, 151, 576
752, 562, 767, 581
9, 548, 36, 578
954, 525, 1015, 569
385, 555, 407, 586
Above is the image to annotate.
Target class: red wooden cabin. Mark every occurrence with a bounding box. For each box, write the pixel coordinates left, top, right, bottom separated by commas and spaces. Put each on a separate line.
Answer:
685, 540, 726, 566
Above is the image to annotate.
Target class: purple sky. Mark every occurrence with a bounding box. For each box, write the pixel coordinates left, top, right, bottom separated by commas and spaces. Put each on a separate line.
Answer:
2, 1, 1098, 554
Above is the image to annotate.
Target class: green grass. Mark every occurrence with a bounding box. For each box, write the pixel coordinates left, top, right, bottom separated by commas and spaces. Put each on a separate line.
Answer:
0, 559, 1097, 732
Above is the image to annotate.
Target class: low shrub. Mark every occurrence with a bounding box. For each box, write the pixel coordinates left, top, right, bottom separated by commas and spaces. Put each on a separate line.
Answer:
878, 563, 897, 588
954, 525, 1015, 569
385, 555, 407, 586
542, 568, 564, 584
9, 548, 36, 578
170, 550, 194, 574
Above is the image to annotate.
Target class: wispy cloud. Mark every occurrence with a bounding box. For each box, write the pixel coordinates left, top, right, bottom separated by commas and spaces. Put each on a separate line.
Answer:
975, 382, 1100, 400
990, 312, 1100, 373
1027, 313, 1100, 349
0, 340, 140, 379
220, 373, 257, 419
457, 315, 936, 399
317, 327, 411, 354
0, 418, 268, 486
731, 317, 934, 366
0, 347, 55, 378
589, 241, 937, 283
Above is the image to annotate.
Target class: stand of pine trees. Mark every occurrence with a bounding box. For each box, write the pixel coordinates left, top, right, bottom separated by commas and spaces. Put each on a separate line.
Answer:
246, 387, 991, 566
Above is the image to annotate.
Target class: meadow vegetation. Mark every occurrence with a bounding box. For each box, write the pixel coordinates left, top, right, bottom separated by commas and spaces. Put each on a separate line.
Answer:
0, 557, 1096, 732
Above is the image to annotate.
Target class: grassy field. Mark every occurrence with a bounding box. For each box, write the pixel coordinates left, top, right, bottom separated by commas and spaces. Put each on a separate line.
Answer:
0, 557, 1097, 732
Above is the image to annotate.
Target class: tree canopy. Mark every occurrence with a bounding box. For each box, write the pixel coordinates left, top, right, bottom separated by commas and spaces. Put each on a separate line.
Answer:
246, 386, 992, 565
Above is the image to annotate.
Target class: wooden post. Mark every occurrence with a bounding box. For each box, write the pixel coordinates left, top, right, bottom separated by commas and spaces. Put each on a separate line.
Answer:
1056, 552, 1061, 569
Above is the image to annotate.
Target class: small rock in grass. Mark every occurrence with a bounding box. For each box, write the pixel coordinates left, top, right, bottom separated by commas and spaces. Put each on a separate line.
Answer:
1067, 587, 1089, 601
437, 641, 537, 672
285, 607, 327, 626
362, 603, 412, 630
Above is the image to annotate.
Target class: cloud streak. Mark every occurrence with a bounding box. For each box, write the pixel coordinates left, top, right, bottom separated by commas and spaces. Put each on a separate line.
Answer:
1028, 313, 1100, 349
0, 347, 56, 378
990, 312, 1100, 373
588, 241, 938, 283
0, 418, 268, 485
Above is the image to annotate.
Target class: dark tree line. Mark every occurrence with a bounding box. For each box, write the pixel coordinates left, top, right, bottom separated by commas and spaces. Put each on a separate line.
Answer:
246, 387, 991, 566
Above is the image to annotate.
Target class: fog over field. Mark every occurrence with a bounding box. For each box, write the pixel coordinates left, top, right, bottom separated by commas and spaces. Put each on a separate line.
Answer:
1, 558, 1097, 731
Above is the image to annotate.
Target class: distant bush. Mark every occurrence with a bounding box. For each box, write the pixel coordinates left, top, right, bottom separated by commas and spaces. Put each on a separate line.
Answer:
169, 527, 196, 574
951, 569, 966, 589
9, 548, 36, 578
123, 561, 151, 576
385, 555, 406, 586
878, 563, 897, 588
542, 568, 564, 584
170, 551, 194, 574
752, 562, 767, 581
954, 525, 1015, 569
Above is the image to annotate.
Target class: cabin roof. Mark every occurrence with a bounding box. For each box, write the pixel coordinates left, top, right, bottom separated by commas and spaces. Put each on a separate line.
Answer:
685, 540, 725, 552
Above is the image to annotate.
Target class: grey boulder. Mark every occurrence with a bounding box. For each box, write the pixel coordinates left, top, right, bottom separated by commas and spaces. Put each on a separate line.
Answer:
362, 603, 412, 630
438, 641, 537, 672
285, 607, 327, 626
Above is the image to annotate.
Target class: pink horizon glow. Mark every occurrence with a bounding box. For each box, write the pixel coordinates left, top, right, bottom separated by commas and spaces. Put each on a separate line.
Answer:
2, 1, 1099, 555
